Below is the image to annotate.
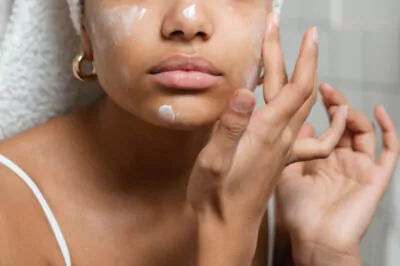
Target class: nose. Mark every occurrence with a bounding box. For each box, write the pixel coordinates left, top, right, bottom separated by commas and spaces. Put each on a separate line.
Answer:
161, 2, 214, 42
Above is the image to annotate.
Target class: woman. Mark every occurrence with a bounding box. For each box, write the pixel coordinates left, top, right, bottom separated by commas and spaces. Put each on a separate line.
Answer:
0, 0, 397, 265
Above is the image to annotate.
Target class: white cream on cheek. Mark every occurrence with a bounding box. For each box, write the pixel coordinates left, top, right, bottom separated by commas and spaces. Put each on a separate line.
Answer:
244, 65, 260, 89
243, 12, 267, 89
92, 5, 147, 50
183, 4, 197, 20
158, 105, 176, 123
250, 14, 267, 60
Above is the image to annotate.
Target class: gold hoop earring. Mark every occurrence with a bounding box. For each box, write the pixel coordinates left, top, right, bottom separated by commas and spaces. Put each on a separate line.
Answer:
73, 52, 97, 82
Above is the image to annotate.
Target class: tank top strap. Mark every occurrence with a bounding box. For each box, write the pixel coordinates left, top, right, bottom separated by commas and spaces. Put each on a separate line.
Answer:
0, 154, 71, 266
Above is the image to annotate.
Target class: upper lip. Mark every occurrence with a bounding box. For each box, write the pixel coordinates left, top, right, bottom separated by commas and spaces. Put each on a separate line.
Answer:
149, 55, 222, 76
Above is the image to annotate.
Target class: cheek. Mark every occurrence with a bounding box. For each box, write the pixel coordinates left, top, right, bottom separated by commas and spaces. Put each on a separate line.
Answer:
90, 4, 147, 51
220, 12, 266, 89
89, 4, 149, 100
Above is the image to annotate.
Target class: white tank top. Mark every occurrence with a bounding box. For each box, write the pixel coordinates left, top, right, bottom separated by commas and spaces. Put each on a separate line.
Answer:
0, 154, 275, 266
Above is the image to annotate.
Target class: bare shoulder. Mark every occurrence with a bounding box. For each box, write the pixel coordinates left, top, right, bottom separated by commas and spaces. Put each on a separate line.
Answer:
0, 117, 75, 265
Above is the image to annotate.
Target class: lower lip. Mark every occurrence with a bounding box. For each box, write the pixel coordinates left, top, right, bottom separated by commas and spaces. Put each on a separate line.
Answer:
150, 71, 220, 90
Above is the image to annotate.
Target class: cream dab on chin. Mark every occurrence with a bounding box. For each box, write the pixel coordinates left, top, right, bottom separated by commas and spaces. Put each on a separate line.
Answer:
183, 4, 197, 20
158, 105, 176, 123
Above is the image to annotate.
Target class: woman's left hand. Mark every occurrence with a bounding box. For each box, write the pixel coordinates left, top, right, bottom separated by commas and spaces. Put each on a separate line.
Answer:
275, 83, 399, 265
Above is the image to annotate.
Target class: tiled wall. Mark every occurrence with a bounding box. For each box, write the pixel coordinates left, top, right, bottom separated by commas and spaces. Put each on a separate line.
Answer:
256, 0, 400, 265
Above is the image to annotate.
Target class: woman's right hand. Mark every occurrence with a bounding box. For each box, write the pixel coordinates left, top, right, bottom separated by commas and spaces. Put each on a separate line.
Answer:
187, 13, 348, 266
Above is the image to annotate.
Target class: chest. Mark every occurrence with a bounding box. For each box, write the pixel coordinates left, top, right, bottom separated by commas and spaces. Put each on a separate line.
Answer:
51, 211, 269, 266
56, 208, 199, 266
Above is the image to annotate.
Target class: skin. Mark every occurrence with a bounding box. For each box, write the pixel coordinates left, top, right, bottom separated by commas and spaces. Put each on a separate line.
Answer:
0, 1, 397, 266
83, 0, 269, 129
0, 0, 274, 265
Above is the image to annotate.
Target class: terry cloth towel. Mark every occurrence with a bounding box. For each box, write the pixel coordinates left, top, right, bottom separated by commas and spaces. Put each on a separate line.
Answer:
0, 0, 102, 140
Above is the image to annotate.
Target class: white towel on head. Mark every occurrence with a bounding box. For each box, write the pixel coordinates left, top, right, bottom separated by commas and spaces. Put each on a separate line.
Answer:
67, 0, 82, 35
0, 0, 102, 140
273, 0, 285, 14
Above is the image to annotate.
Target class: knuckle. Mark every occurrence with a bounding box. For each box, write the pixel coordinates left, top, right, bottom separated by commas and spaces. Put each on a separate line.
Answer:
275, 129, 294, 155
260, 107, 280, 124
224, 121, 246, 141
197, 152, 227, 176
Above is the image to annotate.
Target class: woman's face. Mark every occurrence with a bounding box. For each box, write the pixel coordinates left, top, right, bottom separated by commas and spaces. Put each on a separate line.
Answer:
83, 0, 271, 129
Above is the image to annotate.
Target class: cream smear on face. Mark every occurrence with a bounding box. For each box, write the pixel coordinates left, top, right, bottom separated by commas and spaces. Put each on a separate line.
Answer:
92, 5, 147, 50
244, 65, 260, 89
242, 10, 267, 89
158, 105, 176, 123
183, 4, 197, 20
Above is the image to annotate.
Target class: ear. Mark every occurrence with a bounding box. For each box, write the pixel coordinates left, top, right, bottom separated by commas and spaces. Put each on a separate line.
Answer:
80, 15, 94, 61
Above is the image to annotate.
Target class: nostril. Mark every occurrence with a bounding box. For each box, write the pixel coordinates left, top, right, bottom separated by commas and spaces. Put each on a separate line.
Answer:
196, 32, 207, 39
170, 30, 185, 37
167, 30, 208, 41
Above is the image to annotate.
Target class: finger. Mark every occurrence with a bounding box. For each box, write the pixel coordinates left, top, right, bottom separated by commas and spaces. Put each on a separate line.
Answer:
269, 27, 318, 128
290, 105, 348, 163
320, 82, 350, 111
263, 12, 288, 102
289, 72, 318, 133
290, 27, 319, 91
329, 106, 376, 159
321, 83, 352, 147
375, 105, 399, 173
285, 124, 315, 173
198, 89, 256, 174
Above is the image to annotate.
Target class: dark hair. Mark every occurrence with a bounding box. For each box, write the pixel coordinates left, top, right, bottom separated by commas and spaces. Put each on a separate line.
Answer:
80, 0, 84, 13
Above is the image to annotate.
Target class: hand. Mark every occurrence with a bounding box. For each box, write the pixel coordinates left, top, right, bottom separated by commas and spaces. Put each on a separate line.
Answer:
187, 13, 347, 266
276, 83, 399, 265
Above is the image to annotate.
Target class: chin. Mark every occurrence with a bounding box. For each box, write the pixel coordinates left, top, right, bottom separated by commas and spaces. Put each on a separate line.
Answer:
130, 91, 226, 130
155, 109, 220, 131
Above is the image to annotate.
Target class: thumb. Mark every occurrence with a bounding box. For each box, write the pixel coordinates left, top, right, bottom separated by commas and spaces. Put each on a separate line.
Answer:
200, 89, 256, 173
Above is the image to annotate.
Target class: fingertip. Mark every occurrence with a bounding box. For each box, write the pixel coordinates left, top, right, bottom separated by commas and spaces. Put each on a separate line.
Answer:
320, 82, 335, 94
266, 12, 280, 34
328, 105, 337, 117
374, 104, 386, 117
298, 124, 315, 138
311, 27, 319, 44
374, 104, 396, 133
300, 27, 319, 54
231, 89, 256, 114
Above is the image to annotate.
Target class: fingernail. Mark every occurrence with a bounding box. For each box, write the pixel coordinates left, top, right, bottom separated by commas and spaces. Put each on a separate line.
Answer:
267, 13, 280, 32
232, 90, 255, 113
342, 105, 348, 119
311, 27, 318, 44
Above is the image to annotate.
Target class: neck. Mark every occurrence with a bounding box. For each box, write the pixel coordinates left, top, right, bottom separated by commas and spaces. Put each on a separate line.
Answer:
79, 97, 213, 202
